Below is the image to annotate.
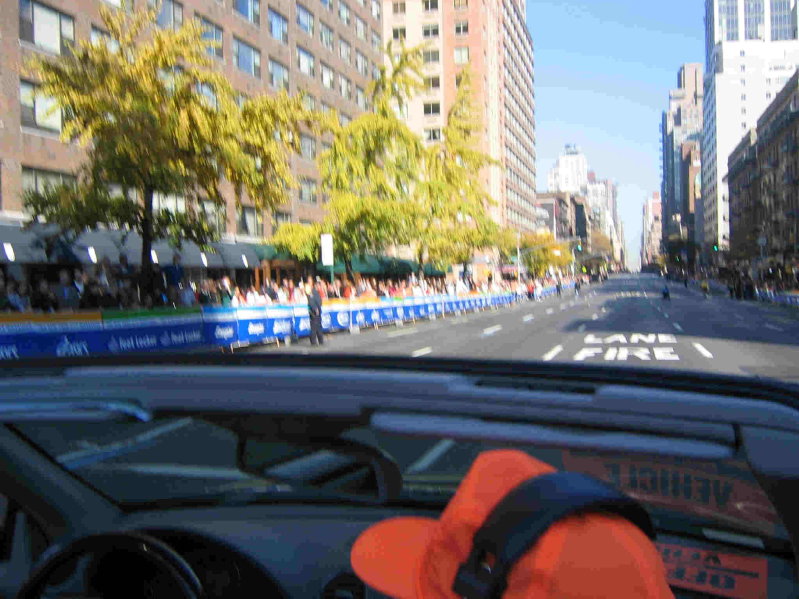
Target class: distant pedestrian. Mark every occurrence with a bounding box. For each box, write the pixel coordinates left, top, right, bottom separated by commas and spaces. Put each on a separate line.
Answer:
55, 269, 81, 310
308, 281, 324, 346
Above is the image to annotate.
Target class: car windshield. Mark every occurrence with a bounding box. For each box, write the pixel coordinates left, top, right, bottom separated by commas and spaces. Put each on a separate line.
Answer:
10, 417, 790, 548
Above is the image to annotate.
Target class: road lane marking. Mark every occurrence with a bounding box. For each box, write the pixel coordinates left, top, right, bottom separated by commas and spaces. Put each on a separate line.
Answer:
673, 323, 684, 332
482, 325, 502, 337
523, 314, 535, 322
663, 313, 669, 318
577, 324, 586, 332
601, 308, 607, 313
693, 343, 713, 359
542, 345, 564, 361
765, 324, 785, 332
546, 308, 554, 315
406, 439, 456, 474
411, 347, 433, 357
591, 313, 599, 320
560, 304, 567, 311
388, 328, 419, 338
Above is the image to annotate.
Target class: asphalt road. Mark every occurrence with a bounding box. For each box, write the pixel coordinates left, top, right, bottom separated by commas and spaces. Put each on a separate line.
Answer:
253, 273, 799, 383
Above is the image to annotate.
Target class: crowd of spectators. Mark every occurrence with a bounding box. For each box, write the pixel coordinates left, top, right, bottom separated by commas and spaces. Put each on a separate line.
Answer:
0, 251, 582, 313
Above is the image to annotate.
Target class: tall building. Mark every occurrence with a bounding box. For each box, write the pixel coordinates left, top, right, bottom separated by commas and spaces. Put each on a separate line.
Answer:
383, 0, 536, 231
681, 140, 702, 246
641, 192, 662, 266
1, 0, 382, 243
702, 0, 799, 260
547, 144, 588, 194
661, 63, 703, 245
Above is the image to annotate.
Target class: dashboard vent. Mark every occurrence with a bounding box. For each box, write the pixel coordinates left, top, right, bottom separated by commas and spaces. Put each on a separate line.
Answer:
321, 572, 365, 599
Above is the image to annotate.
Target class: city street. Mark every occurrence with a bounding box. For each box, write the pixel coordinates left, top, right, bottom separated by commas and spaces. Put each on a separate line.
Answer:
253, 274, 799, 383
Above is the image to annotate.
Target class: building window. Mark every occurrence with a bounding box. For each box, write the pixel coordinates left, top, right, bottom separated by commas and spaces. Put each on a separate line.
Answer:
742, 122, 747, 129
90, 26, 119, 52
321, 102, 332, 113
455, 20, 468, 34
320, 0, 331, 10
321, 63, 335, 88
392, 1, 405, 13
153, 0, 182, 29
371, 0, 380, 19
20, 80, 61, 132
234, 0, 260, 24
22, 167, 75, 194
339, 113, 351, 126
424, 76, 440, 89
339, 37, 351, 62
339, 1, 350, 25
423, 102, 440, 115
356, 50, 368, 76
422, 24, 439, 38
371, 30, 381, 51
198, 16, 223, 57
19, 0, 75, 55
237, 206, 262, 236
300, 134, 316, 159
741, 93, 746, 100
274, 211, 291, 226
423, 0, 438, 11
197, 82, 218, 109
372, 61, 380, 80
234, 38, 261, 77
741, 107, 746, 114
269, 58, 289, 90
767, 92, 772, 99
740, 64, 745, 72
356, 86, 367, 109
268, 8, 288, 42
392, 27, 406, 40
355, 15, 366, 39
297, 3, 314, 35
300, 178, 317, 203
423, 49, 439, 63
320, 22, 334, 49
297, 46, 315, 76
339, 74, 352, 100
424, 128, 441, 141
454, 46, 469, 64
302, 93, 316, 110
454, 0, 467, 8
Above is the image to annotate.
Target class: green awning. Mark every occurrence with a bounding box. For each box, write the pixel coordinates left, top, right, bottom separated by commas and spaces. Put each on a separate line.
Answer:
253, 244, 294, 261
423, 263, 447, 276
316, 255, 384, 275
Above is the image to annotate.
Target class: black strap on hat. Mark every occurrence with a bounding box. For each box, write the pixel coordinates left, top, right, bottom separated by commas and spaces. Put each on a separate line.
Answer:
452, 471, 655, 599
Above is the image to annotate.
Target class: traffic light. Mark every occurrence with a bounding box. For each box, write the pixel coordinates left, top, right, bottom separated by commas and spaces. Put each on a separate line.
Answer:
713, 244, 719, 252
576, 244, 583, 252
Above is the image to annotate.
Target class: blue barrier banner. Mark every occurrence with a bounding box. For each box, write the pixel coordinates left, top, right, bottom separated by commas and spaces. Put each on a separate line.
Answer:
105, 315, 204, 354
0, 328, 106, 359
202, 307, 239, 346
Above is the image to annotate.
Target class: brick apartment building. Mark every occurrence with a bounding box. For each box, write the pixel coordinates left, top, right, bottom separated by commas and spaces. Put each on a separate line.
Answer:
0, 0, 383, 249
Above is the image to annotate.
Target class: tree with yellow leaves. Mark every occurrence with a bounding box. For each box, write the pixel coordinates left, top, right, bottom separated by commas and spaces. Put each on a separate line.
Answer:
24, 4, 313, 292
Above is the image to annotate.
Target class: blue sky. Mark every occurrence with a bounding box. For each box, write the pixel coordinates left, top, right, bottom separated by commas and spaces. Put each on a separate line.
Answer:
526, 0, 705, 268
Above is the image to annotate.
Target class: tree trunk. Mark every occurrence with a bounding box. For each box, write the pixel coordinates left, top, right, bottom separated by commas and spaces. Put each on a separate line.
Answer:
344, 258, 354, 282
140, 185, 155, 299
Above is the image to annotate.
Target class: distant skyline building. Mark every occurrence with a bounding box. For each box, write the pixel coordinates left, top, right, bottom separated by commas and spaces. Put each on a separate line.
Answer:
661, 63, 703, 248
641, 192, 662, 266
702, 0, 799, 260
384, 0, 537, 231
547, 144, 588, 195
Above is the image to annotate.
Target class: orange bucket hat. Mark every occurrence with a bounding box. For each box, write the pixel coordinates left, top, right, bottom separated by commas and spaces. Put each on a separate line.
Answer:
351, 449, 674, 599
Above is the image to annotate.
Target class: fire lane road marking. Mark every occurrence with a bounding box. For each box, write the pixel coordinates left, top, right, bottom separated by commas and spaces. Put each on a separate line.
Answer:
546, 308, 554, 315
523, 314, 535, 322
388, 328, 419, 338
411, 347, 433, 357
693, 342, 714, 359
542, 345, 564, 361
673, 323, 684, 332
482, 325, 503, 337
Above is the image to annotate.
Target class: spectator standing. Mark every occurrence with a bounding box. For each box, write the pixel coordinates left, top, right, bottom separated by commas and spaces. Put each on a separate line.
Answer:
218, 277, 234, 307
0, 280, 15, 311
55, 269, 81, 310
31, 279, 58, 312
162, 253, 184, 305
308, 280, 324, 346
7, 281, 31, 312
179, 279, 196, 307
265, 281, 278, 302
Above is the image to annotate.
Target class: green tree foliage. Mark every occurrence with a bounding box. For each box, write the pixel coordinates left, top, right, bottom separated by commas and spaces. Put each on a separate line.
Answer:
517, 231, 571, 277
414, 68, 498, 271
271, 222, 322, 264
317, 43, 425, 276
23, 4, 308, 289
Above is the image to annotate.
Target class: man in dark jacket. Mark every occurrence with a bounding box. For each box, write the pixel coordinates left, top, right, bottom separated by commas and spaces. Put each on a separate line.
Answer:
308, 281, 324, 346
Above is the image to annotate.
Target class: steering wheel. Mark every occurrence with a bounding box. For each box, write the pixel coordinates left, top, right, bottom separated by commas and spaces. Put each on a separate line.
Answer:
16, 532, 203, 599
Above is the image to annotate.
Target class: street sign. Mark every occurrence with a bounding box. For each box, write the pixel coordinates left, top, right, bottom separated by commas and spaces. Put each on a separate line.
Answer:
757, 236, 767, 247
321, 234, 334, 266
